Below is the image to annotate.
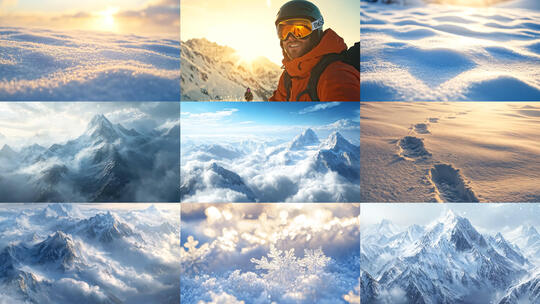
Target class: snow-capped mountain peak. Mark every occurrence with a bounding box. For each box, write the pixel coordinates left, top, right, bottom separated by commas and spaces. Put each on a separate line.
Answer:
321, 131, 357, 153
0, 144, 17, 159
375, 219, 401, 237
363, 212, 534, 304
42, 204, 75, 218
85, 114, 120, 142
33, 231, 79, 269
289, 128, 319, 150
438, 210, 488, 250
74, 211, 134, 243
311, 131, 360, 182
522, 225, 539, 238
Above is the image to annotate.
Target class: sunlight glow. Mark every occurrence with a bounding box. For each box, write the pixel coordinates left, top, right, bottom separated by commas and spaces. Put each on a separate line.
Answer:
436, 0, 498, 7
235, 47, 261, 64
94, 7, 119, 32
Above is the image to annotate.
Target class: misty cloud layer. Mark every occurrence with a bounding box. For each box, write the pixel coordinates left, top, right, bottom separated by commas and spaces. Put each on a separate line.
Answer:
0, 204, 180, 304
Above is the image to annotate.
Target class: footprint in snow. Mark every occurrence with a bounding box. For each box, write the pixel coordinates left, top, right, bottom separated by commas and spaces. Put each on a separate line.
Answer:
428, 163, 479, 202
397, 136, 432, 161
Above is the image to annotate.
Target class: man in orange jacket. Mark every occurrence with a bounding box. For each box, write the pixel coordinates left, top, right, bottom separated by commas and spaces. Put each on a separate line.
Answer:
269, 0, 360, 101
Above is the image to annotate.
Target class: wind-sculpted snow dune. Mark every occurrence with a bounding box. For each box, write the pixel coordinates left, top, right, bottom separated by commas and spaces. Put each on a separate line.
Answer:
360, 102, 540, 202
360, 2, 540, 101
0, 27, 180, 101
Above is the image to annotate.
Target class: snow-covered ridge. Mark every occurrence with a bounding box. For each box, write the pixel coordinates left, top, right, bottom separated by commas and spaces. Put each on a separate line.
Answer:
362, 212, 540, 304
0, 203, 180, 304
181, 38, 281, 101
0, 114, 180, 202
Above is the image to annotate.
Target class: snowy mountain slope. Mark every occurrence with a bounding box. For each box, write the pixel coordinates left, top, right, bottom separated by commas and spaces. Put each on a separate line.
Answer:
498, 272, 540, 304
0, 114, 179, 202
181, 38, 281, 101
313, 132, 360, 182
289, 129, 320, 150
0, 204, 180, 304
181, 128, 360, 202
0, 27, 180, 101
362, 211, 539, 304
505, 225, 540, 262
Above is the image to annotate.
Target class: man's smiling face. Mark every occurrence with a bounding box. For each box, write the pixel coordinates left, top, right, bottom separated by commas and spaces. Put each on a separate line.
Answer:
283, 33, 312, 60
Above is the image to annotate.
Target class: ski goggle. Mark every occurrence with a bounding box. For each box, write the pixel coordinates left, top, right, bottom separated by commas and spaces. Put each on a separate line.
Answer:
276, 17, 324, 41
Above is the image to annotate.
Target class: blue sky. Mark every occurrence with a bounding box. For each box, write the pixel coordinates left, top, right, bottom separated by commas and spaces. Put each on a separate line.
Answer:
181, 102, 360, 126
180, 102, 360, 142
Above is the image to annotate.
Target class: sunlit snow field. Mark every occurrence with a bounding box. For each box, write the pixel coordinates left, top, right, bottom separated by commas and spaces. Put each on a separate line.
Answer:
0, 27, 180, 101
360, 0, 540, 101
360, 102, 540, 202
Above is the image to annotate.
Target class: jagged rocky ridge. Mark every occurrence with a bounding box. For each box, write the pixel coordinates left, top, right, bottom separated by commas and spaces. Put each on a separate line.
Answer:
181, 38, 282, 101
361, 211, 540, 304
0, 114, 179, 202
0, 204, 180, 304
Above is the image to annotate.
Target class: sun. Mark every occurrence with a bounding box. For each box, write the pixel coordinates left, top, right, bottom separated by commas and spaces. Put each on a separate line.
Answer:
94, 7, 119, 32
235, 47, 260, 64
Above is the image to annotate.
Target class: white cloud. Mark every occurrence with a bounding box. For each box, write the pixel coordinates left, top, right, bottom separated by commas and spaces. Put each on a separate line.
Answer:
181, 126, 359, 203
298, 102, 341, 114
181, 109, 238, 121
317, 119, 360, 131
0, 204, 180, 303
198, 291, 245, 304
0, 102, 178, 149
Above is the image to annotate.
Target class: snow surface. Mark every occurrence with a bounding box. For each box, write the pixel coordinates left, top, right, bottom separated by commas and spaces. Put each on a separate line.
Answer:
360, 102, 540, 202
0, 27, 180, 101
181, 203, 360, 304
0, 203, 180, 304
360, 1, 540, 101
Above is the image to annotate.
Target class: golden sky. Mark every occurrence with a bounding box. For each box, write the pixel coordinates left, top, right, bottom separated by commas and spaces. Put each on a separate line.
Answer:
181, 0, 359, 65
0, 0, 179, 37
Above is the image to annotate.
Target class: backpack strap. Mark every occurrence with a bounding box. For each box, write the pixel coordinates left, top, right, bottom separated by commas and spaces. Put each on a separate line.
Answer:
296, 53, 343, 101
283, 71, 292, 101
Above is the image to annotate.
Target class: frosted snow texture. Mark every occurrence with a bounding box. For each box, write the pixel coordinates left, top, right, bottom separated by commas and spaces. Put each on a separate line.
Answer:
0, 27, 180, 101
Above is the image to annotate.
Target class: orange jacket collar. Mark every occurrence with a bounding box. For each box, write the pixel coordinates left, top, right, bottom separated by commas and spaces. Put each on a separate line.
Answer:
282, 29, 347, 78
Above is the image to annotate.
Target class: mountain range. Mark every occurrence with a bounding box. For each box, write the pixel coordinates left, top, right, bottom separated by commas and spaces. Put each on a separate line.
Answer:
0, 204, 180, 304
0, 114, 179, 202
362, 211, 540, 304
180, 38, 282, 101
180, 128, 360, 202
